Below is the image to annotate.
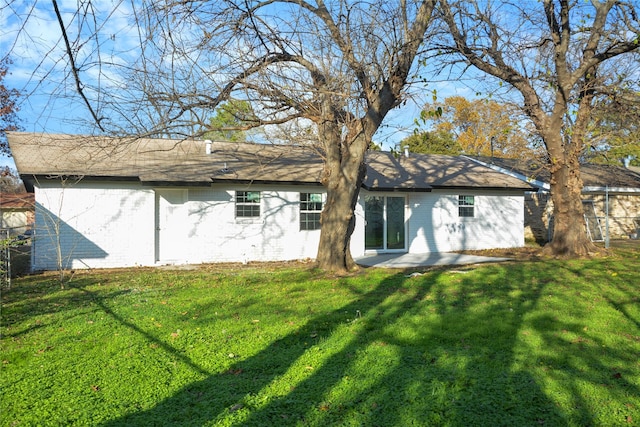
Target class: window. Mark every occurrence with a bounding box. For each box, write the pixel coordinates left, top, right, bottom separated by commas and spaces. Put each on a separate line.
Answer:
300, 193, 323, 230
458, 195, 475, 218
236, 191, 260, 217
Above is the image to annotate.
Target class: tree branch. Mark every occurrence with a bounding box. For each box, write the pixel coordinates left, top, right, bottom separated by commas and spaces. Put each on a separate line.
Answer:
52, 0, 105, 132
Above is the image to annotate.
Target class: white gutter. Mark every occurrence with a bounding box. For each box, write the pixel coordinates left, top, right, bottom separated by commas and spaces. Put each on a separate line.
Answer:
464, 156, 640, 194
463, 156, 549, 190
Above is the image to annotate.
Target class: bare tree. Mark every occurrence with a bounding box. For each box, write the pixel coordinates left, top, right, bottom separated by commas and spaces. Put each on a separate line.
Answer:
19, 1, 438, 272
438, 0, 640, 256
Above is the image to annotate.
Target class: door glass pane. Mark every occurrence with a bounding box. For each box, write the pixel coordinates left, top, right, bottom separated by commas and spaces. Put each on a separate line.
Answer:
386, 197, 405, 249
365, 196, 384, 249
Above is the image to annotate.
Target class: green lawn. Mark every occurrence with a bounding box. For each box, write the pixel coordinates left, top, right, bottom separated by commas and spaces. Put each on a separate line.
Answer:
1, 248, 639, 426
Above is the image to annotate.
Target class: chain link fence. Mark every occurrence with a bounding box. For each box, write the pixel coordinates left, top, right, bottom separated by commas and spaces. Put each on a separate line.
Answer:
1, 228, 31, 288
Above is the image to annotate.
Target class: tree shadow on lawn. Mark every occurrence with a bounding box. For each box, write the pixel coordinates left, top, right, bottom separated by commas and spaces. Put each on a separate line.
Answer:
524, 264, 640, 426
1, 275, 134, 340
93, 262, 597, 427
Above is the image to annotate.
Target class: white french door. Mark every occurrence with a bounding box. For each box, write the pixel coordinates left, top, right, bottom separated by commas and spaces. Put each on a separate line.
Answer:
364, 195, 406, 251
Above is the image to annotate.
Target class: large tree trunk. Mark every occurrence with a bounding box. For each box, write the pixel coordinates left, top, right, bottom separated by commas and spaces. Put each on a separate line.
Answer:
315, 122, 368, 273
546, 157, 596, 255
545, 73, 599, 257
543, 124, 598, 256
316, 161, 366, 272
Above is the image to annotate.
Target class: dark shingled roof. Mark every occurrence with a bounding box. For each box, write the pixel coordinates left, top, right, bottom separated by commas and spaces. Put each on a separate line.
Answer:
470, 156, 640, 189
8, 132, 534, 191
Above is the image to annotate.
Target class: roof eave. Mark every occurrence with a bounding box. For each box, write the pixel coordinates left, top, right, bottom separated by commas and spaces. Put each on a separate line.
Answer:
361, 184, 433, 192
210, 178, 323, 187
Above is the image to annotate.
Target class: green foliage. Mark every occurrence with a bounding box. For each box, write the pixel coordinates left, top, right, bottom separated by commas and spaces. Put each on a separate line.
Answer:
368, 141, 382, 151
415, 96, 536, 158
203, 100, 257, 142
586, 91, 640, 166
1, 249, 639, 426
401, 129, 462, 155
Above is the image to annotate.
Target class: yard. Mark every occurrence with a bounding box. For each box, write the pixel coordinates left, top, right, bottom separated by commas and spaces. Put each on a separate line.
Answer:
1, 246, 639, 426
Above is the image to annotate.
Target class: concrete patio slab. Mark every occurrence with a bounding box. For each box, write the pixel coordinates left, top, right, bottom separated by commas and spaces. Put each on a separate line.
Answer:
356, 252, 512, 268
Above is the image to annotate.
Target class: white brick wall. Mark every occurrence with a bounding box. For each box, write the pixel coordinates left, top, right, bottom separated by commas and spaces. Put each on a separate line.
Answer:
408, 190, 524, 252
33, 181, 155, 270
174, 184, 324, 263
33, 182, 325, 270
32, 182, 525, 271
355, 189, 524, 255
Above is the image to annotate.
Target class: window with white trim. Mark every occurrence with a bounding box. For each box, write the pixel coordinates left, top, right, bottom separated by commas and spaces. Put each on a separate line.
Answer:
236, 191, 261, 217
300, 193, 323, 230
458, 195, 475, 217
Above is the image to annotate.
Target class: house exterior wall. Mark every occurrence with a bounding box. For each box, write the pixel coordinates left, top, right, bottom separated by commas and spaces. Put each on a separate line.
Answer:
32, 181, 325, 270
404, 189, 524, 253
525, 191, 640, 243
587, 193, 640, 238
352, 189, 525, 256
175, 184, 324, 263
33, 181, 156, 270
31, 181, 526, 271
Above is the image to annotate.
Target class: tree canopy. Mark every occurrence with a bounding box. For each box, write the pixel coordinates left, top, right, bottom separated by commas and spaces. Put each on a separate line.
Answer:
412, 96, 536, 158
0, 57, 21, 156
203, 100, 257, 142
586, 89, 640, 166
400, 130, 462, 156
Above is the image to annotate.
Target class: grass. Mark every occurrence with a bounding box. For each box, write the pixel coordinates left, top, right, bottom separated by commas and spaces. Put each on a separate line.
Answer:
1, 248, 639, 427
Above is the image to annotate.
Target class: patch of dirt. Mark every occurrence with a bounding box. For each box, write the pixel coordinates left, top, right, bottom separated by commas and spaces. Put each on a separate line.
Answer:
457, 239, 639, 261
455, 246, 547, 261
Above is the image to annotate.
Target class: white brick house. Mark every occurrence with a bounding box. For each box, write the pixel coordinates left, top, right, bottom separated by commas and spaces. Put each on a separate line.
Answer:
8, 133, 534, 271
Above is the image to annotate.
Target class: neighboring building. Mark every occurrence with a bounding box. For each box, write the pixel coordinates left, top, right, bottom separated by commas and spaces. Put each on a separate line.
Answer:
468, 156, 640, 243
8, 132, 535, 271
0, 193, 34, 236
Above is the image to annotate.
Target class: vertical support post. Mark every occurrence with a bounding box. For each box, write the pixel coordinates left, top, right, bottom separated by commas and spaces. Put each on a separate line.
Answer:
605, 185, 610, 249
5, 229, 11, 289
